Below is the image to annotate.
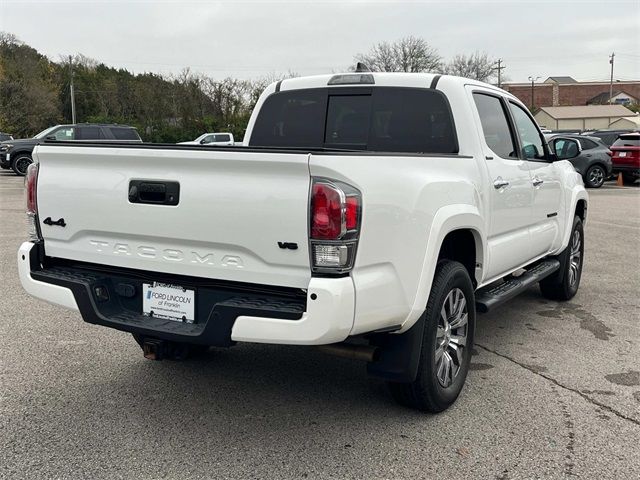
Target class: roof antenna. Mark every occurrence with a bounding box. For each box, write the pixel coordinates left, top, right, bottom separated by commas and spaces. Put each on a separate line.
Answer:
355, 62, 371, 73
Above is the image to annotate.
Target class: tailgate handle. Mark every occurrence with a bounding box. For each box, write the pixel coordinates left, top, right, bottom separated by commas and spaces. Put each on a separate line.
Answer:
128, 180, 180, 205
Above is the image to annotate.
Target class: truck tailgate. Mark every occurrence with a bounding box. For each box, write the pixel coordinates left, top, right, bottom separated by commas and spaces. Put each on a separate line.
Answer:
35, 145, 311, 288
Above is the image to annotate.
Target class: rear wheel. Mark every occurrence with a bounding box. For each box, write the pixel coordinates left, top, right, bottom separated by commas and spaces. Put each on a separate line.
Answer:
622, 174, 638, 186
388, 261, 475, 412
584, 164, 605, 188
540, 215, 584, 301
12, 154, 32, 176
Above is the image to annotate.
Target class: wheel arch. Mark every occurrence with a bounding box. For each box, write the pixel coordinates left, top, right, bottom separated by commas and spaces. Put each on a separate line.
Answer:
402, 205, 485, 334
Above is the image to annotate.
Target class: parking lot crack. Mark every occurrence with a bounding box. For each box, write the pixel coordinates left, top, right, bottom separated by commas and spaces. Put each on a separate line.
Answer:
475, 343, 640, 427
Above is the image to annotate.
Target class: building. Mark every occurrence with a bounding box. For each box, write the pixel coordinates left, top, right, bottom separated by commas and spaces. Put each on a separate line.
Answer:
533, 105, 636, 131
503, 79, 640, 110
587, 91, 638, 106
607, 116, 640, 130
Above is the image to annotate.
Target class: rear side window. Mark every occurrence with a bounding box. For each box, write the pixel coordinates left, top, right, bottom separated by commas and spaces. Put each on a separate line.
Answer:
214, 134, 231, 142
110, 127, 140, 141
76, 126, 105, 140
250, 87, 458, 154
473, 93, 517, 159
613, 135, 640, 147
578, 138, 598, 150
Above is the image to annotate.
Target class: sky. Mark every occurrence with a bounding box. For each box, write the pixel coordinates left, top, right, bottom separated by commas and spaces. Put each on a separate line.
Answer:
1, 0, 638, 83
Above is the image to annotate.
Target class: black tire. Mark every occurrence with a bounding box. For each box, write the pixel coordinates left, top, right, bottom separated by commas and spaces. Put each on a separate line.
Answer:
540, 215, 584, 301
131, 333, 210, 359
622, 174, 638, 186
12, 154, 32, 176
584, 164, 605, 188
388, 261, 475, 412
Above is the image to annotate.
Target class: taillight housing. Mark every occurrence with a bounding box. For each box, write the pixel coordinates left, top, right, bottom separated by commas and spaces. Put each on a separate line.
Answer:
309, 178, 361, 274
25, 162, 42, 242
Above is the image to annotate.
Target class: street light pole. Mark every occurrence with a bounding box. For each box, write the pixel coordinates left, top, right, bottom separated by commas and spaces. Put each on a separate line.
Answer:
528, 76, 540, 111
69, 55, 76, 124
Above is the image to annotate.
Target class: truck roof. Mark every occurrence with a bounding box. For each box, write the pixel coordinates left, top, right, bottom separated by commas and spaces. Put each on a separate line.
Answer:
276, 72, 509, 96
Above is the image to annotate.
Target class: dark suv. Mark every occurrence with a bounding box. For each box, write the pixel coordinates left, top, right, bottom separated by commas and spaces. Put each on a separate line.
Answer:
545, 134, 613, 188
0, 124, 141, 176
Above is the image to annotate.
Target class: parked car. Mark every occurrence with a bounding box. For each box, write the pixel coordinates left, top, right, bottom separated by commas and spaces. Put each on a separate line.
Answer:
610, 133, 640, 184
0, 132, 13, 142
0, 123, 141, 176
545, 134, 612, 188
18, 72, 587, 412
583, 129, 639, 147
179, 132, 234, 146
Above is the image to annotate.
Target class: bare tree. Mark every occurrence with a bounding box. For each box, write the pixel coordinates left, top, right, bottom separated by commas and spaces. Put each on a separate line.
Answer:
355, 36, 443, 73
445, 51, 497, 83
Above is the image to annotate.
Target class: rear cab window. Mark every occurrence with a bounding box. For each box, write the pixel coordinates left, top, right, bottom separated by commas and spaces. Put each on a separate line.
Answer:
249, 87, 458, 154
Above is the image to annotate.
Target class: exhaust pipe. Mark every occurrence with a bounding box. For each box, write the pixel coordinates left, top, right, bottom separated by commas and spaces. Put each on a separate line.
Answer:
316, 343, 378, 362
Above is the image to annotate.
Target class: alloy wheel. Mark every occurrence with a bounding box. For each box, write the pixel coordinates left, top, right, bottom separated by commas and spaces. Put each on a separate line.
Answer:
15, 156, 32, 175
435, 288, 468, 388
588, 166, 604, 187
568, 229, 582, 286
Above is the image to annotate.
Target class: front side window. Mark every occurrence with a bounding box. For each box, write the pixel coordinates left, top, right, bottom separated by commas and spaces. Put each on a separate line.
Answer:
473, 93, 517, 159
201, 135, 216, 144
509, 102, 546, 160
250, 87, 458, 154
52, 127, 75, 141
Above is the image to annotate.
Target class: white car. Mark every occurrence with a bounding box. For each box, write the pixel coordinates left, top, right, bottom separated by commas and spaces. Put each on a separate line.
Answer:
19, 72, 587, 412
179, 132, 234, 146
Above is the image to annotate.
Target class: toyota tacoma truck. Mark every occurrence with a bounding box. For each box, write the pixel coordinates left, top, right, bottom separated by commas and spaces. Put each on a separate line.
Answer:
18, 72, 588, 412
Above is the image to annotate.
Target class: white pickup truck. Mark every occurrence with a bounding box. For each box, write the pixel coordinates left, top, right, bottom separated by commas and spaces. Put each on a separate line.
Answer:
19, 72, 587, 412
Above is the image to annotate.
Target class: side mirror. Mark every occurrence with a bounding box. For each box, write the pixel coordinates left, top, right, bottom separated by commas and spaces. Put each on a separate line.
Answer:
45, 135, 57, 141
522, 144, 539, 159
552, 138, 582, 160
199, 138, 207, 144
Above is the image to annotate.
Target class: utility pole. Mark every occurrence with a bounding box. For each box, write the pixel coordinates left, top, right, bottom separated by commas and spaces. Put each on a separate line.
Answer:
69, 55, 76, 124
609, 52, 615, 104
528, 76, 540, 111
494, 59, 505, 88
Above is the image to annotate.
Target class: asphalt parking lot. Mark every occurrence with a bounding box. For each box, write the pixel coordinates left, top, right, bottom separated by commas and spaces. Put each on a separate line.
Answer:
1, 169, 639, 480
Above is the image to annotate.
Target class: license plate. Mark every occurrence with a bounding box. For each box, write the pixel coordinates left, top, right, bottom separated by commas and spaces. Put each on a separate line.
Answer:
618, 152, 627, 157
142, 282, 195, 323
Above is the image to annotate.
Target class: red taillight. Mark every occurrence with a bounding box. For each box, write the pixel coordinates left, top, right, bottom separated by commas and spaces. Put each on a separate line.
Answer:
311, 183, 344, 240
309, 178, 362, 274
25, 163, 38, 215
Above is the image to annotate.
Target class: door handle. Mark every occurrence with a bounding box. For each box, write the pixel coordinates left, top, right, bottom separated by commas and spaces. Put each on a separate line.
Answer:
532, 177, 544, 187
493, 178, 510, 189
129, 180, 180, 205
